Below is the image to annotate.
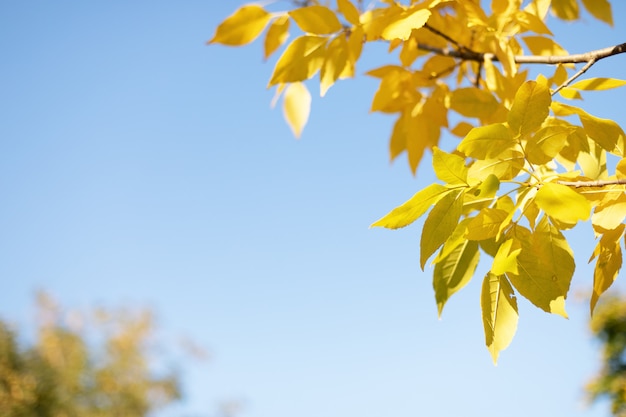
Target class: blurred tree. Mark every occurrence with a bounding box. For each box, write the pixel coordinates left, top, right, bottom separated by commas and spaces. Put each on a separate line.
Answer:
0, 293, 180, 417
588, 295, 626, 416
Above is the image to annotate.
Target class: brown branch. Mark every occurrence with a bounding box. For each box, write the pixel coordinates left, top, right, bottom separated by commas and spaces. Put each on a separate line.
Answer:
416, 42, 626, 65
557, 179, 626, 188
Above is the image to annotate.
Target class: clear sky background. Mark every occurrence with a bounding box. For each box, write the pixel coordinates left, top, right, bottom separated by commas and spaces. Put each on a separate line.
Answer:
1, 1, 626, 416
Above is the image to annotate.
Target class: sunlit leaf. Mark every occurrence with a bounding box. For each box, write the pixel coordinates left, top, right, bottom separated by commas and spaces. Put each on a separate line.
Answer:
371, 184, 451, 229
592, 193, 626, 232
458, 123, 515, 159
209, 5, 271, 46
466, 208, 508, 241
381, 8, 431, 41
320, 35, 348, 97
570, 78, 626, 91
481, 273, 518, 364
282, 82, 311, 138
450, 88, 500, 119
289, 6, 342, 35
492, 238, 522, 275
337, 0, 361, 26
432, 147, 468, 185
434, 240, 479, 317
551, 0, 579, 20
535, 182, 591, 224
264, 15, 290, 60
507, 220, 573, 317
515, 10, 552, 35
579, 112, 626, 154
589, 224, 624, 314
581, 0, 613, 26
526, 126, 570, 164
468, 150, 525, 181
508, 79, 551, 136
421, 189, 465, 269
269, 36, 327, 86
523, 36, 568, 57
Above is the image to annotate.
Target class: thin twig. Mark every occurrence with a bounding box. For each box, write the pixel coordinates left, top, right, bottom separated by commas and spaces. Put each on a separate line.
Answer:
552, 58, 596, 95
557, 179, 626, 188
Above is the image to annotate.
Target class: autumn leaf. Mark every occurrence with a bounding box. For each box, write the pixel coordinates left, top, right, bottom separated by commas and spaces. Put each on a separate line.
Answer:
508, 78, 551, 136
481, 273, 519, 364
209, 5, 271, 46
535, 182, 591, 224
283, 82, 311, 138
381, 8, 431, 41
371, 184, 452, 229
289, 6, 342, 35
589, 224, 624, 314
264, 15, 290, 60
458, 123, 515, 159
434, 240, 479, 317
269, 36, 327, 86
432, 147, 468, 185
421, 189, 465, 269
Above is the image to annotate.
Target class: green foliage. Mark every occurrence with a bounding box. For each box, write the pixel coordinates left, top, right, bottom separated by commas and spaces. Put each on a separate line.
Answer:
588, 295, 626, 416
0, 293, 180, 417
210, 0, 626, 362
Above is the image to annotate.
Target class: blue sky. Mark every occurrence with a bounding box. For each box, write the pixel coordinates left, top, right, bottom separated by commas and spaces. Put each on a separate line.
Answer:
1, 1, 626, 416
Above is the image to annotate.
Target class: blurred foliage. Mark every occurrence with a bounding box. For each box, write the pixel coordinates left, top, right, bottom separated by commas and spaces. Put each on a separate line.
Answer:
589, 294, 626, 416
0, 292, 180, 417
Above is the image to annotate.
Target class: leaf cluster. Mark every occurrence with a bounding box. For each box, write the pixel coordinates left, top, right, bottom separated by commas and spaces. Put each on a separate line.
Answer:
210, 0, 626, 362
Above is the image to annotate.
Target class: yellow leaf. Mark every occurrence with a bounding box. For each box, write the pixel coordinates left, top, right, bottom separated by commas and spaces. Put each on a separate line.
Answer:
371, 184, 451, 229
288, 5, 342, 35
407, 115, 440, 174
370, 69, 414, 113
535, 182, 591, 224
432, 147, 468, 185
592, 193, 626, 232
381, 8, 431, 41
435, 218, 474, 262
268, 36, 327, 86
616, 158, 626, 179
570, 77, 626, 91
320, 35, 348, 97
492, 238, 522, 275
209, 5, 271, 46
264, 15, 290, 60
449, 88, 500, 119
515, 10, 553, 35
282, 82, 311, 138
434, 240, 480, 317
508, 79, 551, 136
421, 189, 464, 269
558, 87, 583, 100
551, 0, 579, 20
481, 273, 518, 365
507, 219, 573, 317
450, 122, 474, 138
523, 36, 568, 57
579, 112, 626, 154
467, 150, 525, 181
337, 0, 361, 26
581, 0, 613, 26
525, 126, 570, 165
466, 208, 509, 241
458, 123, 515, 160
589, 224, 624, 314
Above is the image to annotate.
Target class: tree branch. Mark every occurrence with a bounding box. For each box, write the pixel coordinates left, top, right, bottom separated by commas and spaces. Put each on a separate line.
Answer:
416, 42, 626, 65
557, 179, 626, 188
